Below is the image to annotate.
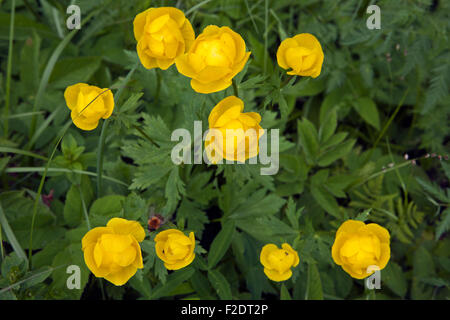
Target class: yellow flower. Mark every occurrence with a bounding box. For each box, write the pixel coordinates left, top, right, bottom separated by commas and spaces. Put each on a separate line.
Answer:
205, 96, 264, 163
331, 220, 391, 279
155, 229, 195, 270
175, 25, 251, 93
133, 7, 195, 70
64, 83, 114, 131
260, 243, 299, 282
81, 218, 145, 286
276, 33, 324, 78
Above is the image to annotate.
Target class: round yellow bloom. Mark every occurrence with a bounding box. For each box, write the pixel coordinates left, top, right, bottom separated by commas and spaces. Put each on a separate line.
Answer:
331, 220, 391, 279
276, 33, 324, 78
205, 96, 264, 163
260, 243, 299, 282
81, 218, 145, 286
133, 7, 195, 70
64, 83, 114, 131
155, 229, 195, 270
175, 25, 251, 93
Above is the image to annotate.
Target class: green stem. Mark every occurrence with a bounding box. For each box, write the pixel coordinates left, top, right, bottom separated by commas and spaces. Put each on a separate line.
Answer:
27, 88, 117, 267
96, 63, 139, 198
4, 0, 15, 137
77, 185, 91, 230
364, 88, 410, 163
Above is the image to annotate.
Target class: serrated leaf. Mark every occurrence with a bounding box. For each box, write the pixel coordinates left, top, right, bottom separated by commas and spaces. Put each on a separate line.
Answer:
208, 269, 232, 300
208, 220, 235, 269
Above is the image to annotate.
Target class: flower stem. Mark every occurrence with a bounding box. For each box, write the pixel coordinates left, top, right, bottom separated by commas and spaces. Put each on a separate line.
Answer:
96, 63, 139, 198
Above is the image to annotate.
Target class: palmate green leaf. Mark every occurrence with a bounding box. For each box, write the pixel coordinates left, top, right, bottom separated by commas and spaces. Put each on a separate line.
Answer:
352, 97, 380, 130
208, 220, 235, 269
177, 199, 209, 238
208, 269, 232, 300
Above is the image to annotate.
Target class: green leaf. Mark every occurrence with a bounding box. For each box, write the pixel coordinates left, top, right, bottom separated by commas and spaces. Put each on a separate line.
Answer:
436, 208, 450, 240
89, 195, 125, 226
208, 220, 235, 269
305, 263, 323, 300
383, 262, 407, 298
208, 269, 232, 300
310, 186, 340, 219
352, 97, 380, 130
317, 139, 356, 167
0, 202, 28, 266
319, 109, 337, 143
150, 267, 195, 299
49, 56, 102, 89
280, 283, 292, 300
298, 118, 319, 163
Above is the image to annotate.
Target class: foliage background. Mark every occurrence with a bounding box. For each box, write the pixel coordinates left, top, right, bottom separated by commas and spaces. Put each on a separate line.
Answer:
0, 0, 449, 300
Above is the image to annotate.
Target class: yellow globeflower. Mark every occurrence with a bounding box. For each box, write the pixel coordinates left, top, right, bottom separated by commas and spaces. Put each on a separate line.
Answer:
260, 243, 299, 282
205, 96, 264, 163
175, 25, 251, 93
276, 33, 324, 78
64, 83, 114, 131
331, 220, 391, 279
81, 218, 145, 286
155, 229, 195, 270
133, 7, 195, 70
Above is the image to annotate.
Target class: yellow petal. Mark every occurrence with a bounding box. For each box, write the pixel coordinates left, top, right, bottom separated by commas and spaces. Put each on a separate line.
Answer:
82, 227, 111, 251
113, 246, 137, 267
260, 244, 279, 269
164, 252, 195, 270
101, 89, 114, 119
264, 267, 292, 282
208, 96, 244, 127
276, 38, 298, 70
100, 234, 133, 253
366, 223, 390, 244
71, 111, 99, 131
107, 218, 146, 242
83, 244, 109, 277
336, 220, 365, 238
103, 264, 138, 286
155, 229, 185, 243
64, 83, 89, 110
133, 8, 152, 41
376, 243, 390, 270
282, 243, 299, 267
195, 65, 232, 83
190, 78, 231, 94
